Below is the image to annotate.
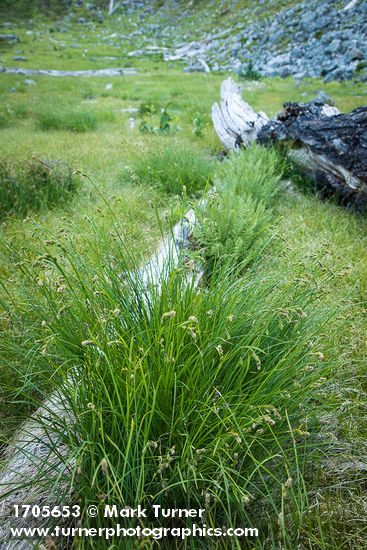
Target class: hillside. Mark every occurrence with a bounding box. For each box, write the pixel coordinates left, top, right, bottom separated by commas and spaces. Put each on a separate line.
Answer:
1, 0, 366, 81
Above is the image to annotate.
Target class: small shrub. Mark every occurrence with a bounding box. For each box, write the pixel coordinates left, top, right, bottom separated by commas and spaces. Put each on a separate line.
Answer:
197, 192, 273, 273
238, 61, 261, 81
128, 140, 216, 195
36, 109, 97, 132
139, 105, 176, 135
356, 60, 366, 74
195, 145, 282, 274
0, 158, 80, 218
138, 100, 159, 117
215, 145, 282, 205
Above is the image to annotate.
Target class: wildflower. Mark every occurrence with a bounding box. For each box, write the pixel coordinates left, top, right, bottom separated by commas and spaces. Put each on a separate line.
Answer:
233, 453, 239, 460
216, 344, 223, 356
81, 340, 94, 347
56, 285, 66, 293
305, 365, 314, 371
94, 291, 100, 297
112, 308, 121, 317
162, 310, 176, 321
285, 477, 293, 488
100, 458, 108, 474
87, 402, 95, 410
242, 495, 251, 505
227, 314, 234, 322
315, 351, 325, 361
41, 320, 47, 327
256, 428, 264, 435
206, 309, 213, 317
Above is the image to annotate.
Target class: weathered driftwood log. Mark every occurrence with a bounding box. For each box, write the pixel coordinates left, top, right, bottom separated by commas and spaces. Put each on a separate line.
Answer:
212, 78, 367, 208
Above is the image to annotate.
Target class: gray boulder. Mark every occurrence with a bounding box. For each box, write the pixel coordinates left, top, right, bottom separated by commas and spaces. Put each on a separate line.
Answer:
347, 48, 364, 62
0, 34, 18, 42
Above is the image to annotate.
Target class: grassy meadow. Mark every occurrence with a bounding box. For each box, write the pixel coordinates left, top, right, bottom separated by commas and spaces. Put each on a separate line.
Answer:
1, 10, 367, 549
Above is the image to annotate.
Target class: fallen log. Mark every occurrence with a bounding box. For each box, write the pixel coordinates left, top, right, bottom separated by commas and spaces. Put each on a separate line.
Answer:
212, 78, 367, 208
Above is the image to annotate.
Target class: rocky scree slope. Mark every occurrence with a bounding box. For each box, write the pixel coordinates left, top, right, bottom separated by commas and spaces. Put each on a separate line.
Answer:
1, 0, 367, 82
109, 0, 367, 82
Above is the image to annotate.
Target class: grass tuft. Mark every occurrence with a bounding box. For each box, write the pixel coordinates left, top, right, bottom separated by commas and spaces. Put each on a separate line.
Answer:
36, 109, 97, 132
0, 111, 11, 129
127, 139, 216, 196
0, 158, 80, 218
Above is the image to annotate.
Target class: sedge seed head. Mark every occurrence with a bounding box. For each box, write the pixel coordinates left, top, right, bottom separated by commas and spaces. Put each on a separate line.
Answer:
162, 310, 176, 321
81, 340, 93, 347
100, 458, 108, 474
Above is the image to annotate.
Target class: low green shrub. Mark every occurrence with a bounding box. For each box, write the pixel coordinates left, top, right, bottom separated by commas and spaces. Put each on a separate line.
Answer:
128, 139, 216, 195
195, 145, 282, 274
139, 105, 177, 135
36, 109, 97, 132
215, 145, 282, 205
238, 61, 261, 81
0, 158, 80, 218
197, 191, 273, 274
